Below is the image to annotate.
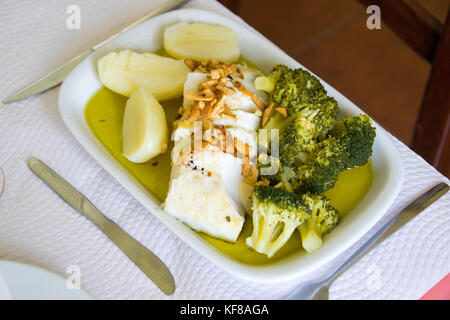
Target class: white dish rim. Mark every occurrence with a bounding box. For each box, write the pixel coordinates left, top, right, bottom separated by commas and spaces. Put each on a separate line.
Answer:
58, 8, 404, 282
0, 260, 93, 300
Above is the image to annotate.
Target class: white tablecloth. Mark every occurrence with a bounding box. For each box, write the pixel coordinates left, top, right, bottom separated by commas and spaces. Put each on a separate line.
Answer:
0, 0, 448, 300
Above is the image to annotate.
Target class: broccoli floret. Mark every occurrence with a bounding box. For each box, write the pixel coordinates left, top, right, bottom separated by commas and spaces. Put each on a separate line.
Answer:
297, 136, 346, 193
246, 185, 311, 258
299, 193, 340, 252
258, 65, 338, 169
256, 154, 282, 183
251, 64, 375, 256
256, 67, 374, 192
268, 136, 345, 194
305, 96, 339, 138
254, 65, 290, 95
271, 66, 328, 113
268, 115, 375, 194
262, 111, 290, 132
264, 104, 338, 169
335, 114, 376, 168
257, 65, 336, 118
256, 155, 298, 193
259, 112, 291, 155
279, 117, 317, 167
277, 103, 338, 168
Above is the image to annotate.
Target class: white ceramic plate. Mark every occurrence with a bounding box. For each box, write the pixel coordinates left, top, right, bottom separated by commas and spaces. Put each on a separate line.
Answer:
0, 260, 92, 300
58, 8, 403, 282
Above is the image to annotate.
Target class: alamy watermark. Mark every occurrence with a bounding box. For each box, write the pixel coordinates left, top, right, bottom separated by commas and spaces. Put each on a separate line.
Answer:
66, 5, 81, 30
365, 264, 382, 291
66, 265, 81, 290
366, 5, 381, 30
172, 122, 280, 176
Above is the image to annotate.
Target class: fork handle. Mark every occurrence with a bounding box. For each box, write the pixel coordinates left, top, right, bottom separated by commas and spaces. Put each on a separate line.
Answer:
312, 182, 449, 300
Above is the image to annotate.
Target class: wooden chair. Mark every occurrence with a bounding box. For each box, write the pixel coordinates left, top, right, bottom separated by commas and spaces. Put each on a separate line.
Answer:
356, 0, 450, 177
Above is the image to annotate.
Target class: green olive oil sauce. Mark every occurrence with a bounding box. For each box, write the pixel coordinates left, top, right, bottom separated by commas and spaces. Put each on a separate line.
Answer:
85, 56, 373, 265
85, 87, 179, 202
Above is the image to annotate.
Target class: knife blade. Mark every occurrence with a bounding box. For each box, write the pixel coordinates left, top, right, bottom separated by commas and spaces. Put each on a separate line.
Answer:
2, 0, 187, 104
27, 157, 176, 295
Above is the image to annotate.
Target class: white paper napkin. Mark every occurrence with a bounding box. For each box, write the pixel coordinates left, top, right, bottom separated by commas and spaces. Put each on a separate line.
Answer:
0, 0, 448, 300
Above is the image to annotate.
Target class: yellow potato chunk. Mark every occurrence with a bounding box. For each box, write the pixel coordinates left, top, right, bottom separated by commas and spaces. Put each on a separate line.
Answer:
98, 50, 189, 100
122, 87, 168, 163
163, 22, 240, 63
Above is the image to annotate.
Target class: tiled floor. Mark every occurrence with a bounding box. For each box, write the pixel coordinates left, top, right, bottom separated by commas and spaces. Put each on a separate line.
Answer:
219, 0, 449, 146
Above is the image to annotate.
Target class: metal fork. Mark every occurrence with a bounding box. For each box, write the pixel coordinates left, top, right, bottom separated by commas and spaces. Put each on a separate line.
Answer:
287, 182, 449, 300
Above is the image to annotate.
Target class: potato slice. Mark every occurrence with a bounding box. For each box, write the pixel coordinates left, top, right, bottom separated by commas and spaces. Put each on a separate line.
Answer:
122, 87, 168, 163
98, 50, 189, 100
163, 22, 240, 63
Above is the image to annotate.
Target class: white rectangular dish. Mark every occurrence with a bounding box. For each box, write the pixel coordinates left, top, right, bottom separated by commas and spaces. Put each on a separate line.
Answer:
58, 8, 403, 282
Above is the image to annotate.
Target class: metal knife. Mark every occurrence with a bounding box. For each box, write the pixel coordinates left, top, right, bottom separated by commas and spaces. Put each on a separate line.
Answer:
288, 181, 449, 300
27, 157, 176, 295
2, 0, 187, 104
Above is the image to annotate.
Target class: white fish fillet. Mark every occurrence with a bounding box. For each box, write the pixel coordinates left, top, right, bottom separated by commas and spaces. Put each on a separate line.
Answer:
163, 164, 245, 242
164, 63, 263, 242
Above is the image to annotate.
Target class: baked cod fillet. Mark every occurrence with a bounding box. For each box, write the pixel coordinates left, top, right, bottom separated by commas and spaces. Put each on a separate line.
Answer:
164, 158, 245, 241
163, 59, 265, 242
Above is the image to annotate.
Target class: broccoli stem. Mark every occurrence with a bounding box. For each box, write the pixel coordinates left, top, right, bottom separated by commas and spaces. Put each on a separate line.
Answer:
299, 219, 323, 253
247, 207, 303, 258
255, 76, 275, 93
267, 223, 298, 257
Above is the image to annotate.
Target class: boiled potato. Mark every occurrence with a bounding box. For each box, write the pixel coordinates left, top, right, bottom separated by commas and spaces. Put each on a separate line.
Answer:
163, 22, 240, 63
122, 87, 168, 163
98, 50, 189, 101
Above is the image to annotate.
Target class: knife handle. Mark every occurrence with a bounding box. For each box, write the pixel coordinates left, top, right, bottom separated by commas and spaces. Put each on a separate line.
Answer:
78, 203, 176, 296
27, 158, 175, 295
27, 158, 107, 228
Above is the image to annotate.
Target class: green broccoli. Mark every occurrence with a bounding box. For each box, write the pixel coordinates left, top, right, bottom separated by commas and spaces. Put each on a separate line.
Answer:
251, 63, 375, 256
334, 114, 376, 168
262, 107, 337, 168
257, 135, 343, 194
255, 65, 289, 95
277, 97, 338, 165
257, 65, 338, 169
279, 117, 316, 167
255, 155, 297, 193
246, 185, 311, 258
299, 193, 340, 253
265, 115, 376, 194
256, 154, 282, 184
296, 135, 346, 193
270, 65, 328, 112
304, 96, 339, 138
256, 65, 336, 116
259, 135, 345, 194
